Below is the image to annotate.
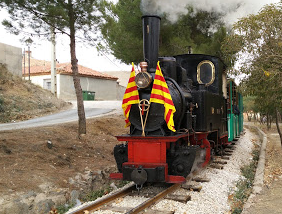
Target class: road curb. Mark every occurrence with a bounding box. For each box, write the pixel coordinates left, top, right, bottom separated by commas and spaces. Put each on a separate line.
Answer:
242, 125, 267, 213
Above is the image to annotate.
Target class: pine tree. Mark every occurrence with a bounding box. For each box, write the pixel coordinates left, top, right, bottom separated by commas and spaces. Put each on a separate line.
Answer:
1, 0, 102, 136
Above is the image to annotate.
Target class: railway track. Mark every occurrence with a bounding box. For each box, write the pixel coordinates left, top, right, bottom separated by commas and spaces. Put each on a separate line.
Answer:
66, 184, 135, 214
67, 183, 183, 214
67, 145, 236, 214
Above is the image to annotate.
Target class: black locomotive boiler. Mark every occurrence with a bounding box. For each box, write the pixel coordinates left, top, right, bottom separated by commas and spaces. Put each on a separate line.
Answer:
110, 15, 234, 187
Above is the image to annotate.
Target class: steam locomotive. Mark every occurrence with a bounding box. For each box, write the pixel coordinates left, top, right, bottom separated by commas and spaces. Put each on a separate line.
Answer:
110, 15, 243, 187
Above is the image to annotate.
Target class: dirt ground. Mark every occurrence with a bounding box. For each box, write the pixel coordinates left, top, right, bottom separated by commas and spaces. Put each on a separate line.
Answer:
1, 108, 282, 213
243, 122, 282, 214
257, 124, 282, 185
0, 113, 128, 199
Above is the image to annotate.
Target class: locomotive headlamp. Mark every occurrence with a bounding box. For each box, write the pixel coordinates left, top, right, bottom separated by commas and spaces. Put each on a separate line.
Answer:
135, 72, 152, 88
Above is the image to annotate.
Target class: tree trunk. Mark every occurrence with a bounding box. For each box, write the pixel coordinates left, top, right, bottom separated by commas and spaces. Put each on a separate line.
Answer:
267, 113, 270, 130
247, 112, 252, 121
68, 0, 86, 135
276, 108, 282, 147
254, 113, 257, 124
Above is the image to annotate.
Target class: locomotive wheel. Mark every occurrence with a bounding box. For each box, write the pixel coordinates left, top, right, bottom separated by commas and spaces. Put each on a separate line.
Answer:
168, 145, 200, 177
217, 144, 224, 156
171, 158, 192, 177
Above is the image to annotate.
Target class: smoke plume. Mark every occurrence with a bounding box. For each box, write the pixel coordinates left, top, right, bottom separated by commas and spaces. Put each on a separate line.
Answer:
141, 0, 279, 25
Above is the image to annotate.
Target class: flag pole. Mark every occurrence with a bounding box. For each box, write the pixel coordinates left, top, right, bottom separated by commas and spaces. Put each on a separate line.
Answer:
143, 103, 150, 130
139, 108, 145, 137
139, 99, 150, 137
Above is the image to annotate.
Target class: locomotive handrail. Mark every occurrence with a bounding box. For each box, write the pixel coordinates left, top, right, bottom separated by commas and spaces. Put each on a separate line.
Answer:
115, 131, 220, 142
115, 133, 190, 142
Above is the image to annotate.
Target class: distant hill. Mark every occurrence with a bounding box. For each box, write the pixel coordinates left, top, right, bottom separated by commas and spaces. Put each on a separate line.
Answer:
0, 63, 70, 123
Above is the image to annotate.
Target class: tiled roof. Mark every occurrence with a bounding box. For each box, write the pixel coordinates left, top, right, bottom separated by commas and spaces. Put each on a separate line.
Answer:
22, 58, 118, 80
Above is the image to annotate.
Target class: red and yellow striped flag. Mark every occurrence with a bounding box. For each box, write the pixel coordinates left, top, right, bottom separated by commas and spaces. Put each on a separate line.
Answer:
149, 61, 176, 132
122, 63, 140, 127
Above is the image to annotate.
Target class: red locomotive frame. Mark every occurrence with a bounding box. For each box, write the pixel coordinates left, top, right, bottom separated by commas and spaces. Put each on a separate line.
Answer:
110, 132, 229, 184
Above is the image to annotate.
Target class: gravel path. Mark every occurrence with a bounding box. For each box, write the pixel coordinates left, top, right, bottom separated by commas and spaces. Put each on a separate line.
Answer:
148, 128, 255, 214
68, 127, 258, 214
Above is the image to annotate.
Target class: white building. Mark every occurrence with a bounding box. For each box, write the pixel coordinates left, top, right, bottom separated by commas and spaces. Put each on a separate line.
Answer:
22, 57, 124, 101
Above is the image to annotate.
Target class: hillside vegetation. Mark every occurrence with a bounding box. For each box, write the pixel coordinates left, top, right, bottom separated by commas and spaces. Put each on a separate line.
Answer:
0, 63, 70, 123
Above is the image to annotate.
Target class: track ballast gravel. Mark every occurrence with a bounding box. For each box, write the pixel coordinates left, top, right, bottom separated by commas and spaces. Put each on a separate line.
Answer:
67, 128, 257, 214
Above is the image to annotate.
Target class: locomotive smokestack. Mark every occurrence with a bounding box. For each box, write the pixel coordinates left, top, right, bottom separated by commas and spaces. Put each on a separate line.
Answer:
142, 15, 161, 73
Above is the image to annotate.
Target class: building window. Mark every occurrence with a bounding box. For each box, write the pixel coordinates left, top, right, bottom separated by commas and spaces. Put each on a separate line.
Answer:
44, 79, 51, 91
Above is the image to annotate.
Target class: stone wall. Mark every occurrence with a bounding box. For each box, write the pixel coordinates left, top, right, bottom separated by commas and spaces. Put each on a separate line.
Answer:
0, 42, 22, 77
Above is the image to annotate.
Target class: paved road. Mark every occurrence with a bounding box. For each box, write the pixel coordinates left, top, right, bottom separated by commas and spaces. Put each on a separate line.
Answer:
0, 101, 122, 131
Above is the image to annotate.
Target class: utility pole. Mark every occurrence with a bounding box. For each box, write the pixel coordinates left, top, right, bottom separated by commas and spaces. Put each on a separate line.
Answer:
28, 46, 30, 81
51, 27, 57, 95
23, 48, 25, 79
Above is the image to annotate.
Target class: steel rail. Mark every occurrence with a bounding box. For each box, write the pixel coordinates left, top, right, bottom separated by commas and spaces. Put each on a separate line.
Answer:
67, 161, 207, 214
125, 183, 181, 214
67, 184, 135, 214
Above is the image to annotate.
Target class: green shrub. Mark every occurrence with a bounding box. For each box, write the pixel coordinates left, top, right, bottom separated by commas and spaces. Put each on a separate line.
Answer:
56, 203, 74, 214
230, 145, 260, 214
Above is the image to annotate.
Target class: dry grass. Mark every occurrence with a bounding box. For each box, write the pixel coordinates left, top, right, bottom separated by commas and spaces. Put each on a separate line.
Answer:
0, 63, 70, 123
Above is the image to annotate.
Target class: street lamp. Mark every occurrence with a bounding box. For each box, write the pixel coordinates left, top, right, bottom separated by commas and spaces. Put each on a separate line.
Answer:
22, 48, 25, 79
25, 37, 33, 81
